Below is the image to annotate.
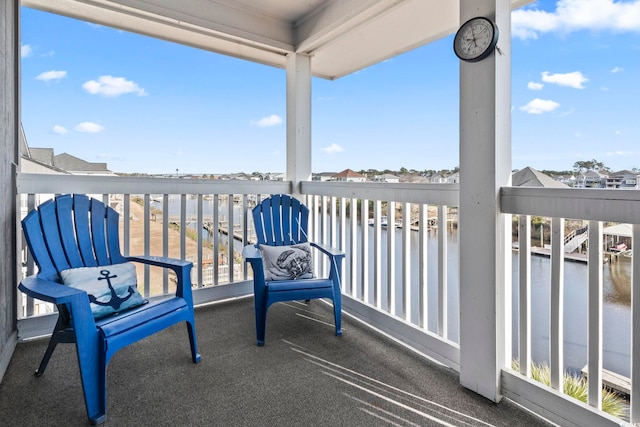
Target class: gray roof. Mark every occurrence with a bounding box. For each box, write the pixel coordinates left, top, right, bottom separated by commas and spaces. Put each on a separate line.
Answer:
512, 167, 569, 188
603, 223, 632, 237
29, 148, 55, 166
54, 153, 110, 172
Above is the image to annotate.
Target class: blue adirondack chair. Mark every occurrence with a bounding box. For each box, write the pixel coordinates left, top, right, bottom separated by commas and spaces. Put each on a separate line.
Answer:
19, 194, 200, 425
243, 194, 345, 346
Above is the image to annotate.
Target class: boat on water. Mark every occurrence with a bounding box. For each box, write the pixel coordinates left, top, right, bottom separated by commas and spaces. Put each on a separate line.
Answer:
609, 242, 627, 252
368, 216, 402, 228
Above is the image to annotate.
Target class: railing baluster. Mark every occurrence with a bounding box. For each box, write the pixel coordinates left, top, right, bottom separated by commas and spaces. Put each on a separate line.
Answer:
143, 194, 151, 296
402, 202, 411, 321
25, 194, 36, 316
227, 194, 234, 282
162, 194, 169, 293
587, 220, 603, 410
180, 194, 187, 261
242, 194, 249, 281
349, 197, 357, 297
322, 195, 329, 275
518, 214, 531, 377
632, 224, 640, 424
361, 198, 369, 303
550, 217, 564, 391
213, 195, 220, 285
387, 201, 396, 314
197, 195, 204, 287
123, 195, 130, 257
339, 197, 347, 293
438, 205, 448, 338
373, 200, 382, 308
419, 204, 428, 329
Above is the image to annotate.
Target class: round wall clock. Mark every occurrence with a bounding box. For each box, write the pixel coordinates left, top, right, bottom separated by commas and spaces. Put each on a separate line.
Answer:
453, 17, 499, 62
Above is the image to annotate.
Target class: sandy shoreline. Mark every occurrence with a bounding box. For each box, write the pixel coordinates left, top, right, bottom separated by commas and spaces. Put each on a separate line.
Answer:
120, 200, 202, 294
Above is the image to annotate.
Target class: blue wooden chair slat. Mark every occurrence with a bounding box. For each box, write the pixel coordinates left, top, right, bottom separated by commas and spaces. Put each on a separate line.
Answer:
72, 195, 99, 267
90, 198, 110, 266
18, 194, 201, 425
106, 207, 127, 265
269, 194, 282, 245
21, 212, 58, 280
39, 201, 72, 273
243, 194, 345, 346
55, 193, 85, 268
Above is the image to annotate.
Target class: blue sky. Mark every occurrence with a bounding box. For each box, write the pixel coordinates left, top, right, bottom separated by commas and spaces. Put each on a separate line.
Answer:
20, 1, 640, 175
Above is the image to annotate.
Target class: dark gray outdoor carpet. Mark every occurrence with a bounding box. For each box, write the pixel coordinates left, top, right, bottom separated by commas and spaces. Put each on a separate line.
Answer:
0, 297, 553, 426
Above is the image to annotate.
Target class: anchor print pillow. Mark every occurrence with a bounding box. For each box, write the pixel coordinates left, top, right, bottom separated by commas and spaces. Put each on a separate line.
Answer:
60, 262, 146, 320
259, 242, 314, 281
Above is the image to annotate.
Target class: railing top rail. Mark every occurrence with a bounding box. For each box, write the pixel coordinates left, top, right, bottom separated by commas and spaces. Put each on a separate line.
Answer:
17, 173, 291, 195
302, 180, 460, 205
501, 186, 640, 223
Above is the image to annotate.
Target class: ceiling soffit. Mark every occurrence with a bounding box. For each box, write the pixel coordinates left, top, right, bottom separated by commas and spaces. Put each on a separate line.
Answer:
22, 0, 534, 80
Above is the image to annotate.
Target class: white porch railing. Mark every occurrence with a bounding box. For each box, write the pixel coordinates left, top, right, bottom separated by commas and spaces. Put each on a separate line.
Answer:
15, 173, 640, 426
501, 187, 640, 426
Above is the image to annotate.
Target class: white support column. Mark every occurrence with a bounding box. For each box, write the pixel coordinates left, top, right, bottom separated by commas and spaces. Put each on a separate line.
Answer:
0, 0, 20, 381
458, 0, 512, 402
286, 53, 312, 197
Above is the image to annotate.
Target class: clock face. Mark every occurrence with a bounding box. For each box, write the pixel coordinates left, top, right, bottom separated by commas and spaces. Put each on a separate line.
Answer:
453, 17, 499, 62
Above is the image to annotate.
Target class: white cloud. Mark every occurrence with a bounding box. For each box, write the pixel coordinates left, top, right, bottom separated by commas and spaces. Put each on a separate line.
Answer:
82, 75, 146, 97
606, 150, 633, 156
559, 108, 575, 117
520, 98, 561, 114
611, 66, 624, 73
250, 114, 283, 127
36, 70, 67, 81
512, 0, 640, 39
528, 81, 544, 90
541, 71, 588, 89
21, 44, 32, 58
74, 122, 105, 133
322, 143, 345, 154
52, 125, 68, 135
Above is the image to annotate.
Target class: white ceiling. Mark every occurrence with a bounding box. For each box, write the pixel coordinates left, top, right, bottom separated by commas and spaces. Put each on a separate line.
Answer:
22, 0, 533, 80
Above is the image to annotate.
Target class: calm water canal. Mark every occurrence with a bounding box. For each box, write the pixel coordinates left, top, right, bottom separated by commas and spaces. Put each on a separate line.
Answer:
344, 225, 633, 379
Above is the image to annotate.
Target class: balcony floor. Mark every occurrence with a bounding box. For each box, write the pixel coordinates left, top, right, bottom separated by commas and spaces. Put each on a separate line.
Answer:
1, 297, 553, 426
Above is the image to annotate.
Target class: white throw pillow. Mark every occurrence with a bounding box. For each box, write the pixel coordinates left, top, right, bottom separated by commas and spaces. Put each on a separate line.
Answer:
259, 242, 314, 281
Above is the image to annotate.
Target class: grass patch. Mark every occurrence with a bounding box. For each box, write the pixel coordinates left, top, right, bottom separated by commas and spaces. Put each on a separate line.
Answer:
512, 360, 627, 419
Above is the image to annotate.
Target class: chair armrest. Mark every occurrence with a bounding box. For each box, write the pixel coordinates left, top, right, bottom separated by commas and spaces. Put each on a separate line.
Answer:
242, 245, 266, 286
19, 276, 97, 328
242, 245, 261, 260
19, 275, 87, 305
310, 242, 345, 259
126, 255, 194, 301
127, 255, 191, 271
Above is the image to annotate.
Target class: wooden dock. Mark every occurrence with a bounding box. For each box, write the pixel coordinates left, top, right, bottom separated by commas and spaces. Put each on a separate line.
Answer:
526, 247, 589, 264
581, 365, 630, 397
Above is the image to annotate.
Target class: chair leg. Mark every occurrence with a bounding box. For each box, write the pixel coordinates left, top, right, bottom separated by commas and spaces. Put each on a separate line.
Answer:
35, 317, 75, 376
75, 336, 107, 425
185, 320, 201, 363
333, 296, 342, 337
255, 305, 267, 346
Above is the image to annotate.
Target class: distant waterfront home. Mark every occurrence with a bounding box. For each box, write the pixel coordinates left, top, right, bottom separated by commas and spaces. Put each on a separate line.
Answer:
333, 169, 366, 182
372, 173, 400, 183
553, 174, 576, 187
575, 170, 608, 188
606, 170, 640, 189
312, 172, 337, 182
445, 172, 460, 184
